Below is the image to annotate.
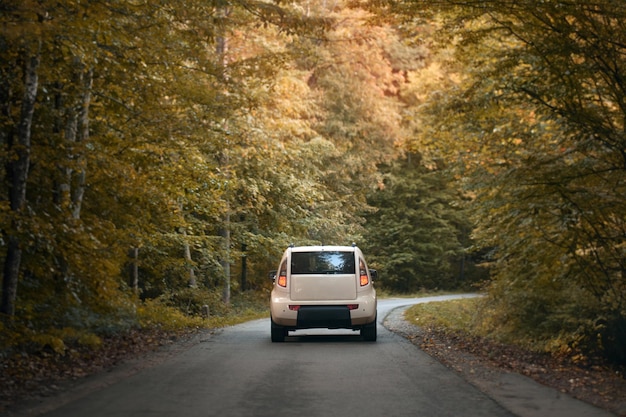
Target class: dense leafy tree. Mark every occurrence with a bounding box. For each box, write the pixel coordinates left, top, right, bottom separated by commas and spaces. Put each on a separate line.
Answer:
363, 155, 476, 292
22, 0, 624, 369
1, 0, 232, 327
229, 0, 426, 282
0, 0, 332, 335
309, 6, 407, 199
368, 0, 626, 362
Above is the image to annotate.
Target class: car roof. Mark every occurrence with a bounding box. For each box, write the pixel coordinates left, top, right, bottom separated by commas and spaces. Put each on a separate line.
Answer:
287, 245, 358, 253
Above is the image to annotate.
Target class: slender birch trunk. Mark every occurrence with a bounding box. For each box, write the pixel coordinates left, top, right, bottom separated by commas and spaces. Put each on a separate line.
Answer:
217, 7, 232, 305
183, 229, 197, 288
1, 42, 40, 316
71, 66, 92, 220
58, 60, 92, 220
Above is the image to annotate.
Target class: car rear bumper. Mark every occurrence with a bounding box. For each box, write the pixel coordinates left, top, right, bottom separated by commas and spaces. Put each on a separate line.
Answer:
270, 291, 377, 329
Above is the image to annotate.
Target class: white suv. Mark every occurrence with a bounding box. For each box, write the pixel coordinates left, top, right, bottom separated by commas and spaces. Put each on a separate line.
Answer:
269, 245, 377, 342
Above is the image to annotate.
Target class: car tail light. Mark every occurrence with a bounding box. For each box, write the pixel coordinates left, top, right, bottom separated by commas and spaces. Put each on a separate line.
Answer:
278, 273, 287, 287
289, 305, 301, 311
347, 304, 359, 310
360, 270, 369, 286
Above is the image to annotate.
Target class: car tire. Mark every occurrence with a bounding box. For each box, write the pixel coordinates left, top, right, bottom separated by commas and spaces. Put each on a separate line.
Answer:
271, 318, 286, 343
361, 317, 377, 342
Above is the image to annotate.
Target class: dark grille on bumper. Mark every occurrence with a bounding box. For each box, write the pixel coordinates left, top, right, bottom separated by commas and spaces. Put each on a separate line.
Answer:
296, 305, 352, 329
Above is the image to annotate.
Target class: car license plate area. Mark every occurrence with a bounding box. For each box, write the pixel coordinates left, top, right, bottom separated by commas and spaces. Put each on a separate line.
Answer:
296, 305, 352, 329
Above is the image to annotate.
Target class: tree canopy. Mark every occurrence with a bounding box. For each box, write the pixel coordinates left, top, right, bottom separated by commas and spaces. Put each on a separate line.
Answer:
362, 154, 478, 292
0, 0, 335, 335
2, 0, 625, 365
366, 0, 626, 363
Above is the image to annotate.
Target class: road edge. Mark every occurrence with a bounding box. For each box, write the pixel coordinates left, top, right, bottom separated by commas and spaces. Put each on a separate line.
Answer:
382, 303, 618, 417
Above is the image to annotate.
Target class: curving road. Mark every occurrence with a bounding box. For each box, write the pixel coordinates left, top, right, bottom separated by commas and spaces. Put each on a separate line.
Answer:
23, 295, 612, 417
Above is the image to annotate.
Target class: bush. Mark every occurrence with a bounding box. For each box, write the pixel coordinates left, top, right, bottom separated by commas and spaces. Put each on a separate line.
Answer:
407, 295, 626, 365
141, 288, 269, 329
137, 299, 207, 331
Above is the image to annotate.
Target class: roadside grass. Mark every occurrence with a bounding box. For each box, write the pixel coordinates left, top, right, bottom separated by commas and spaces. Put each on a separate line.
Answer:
405, 298, 589, 362
139, 290, 270, 331
377, 289, 468, 299
403, 296, 574, 357
0, 291, 270, 359
137, 301, 268, 331
404, 297, 483, 334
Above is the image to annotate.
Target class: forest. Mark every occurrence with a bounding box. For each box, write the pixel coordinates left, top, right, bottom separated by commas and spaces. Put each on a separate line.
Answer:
1, 0, 625, 366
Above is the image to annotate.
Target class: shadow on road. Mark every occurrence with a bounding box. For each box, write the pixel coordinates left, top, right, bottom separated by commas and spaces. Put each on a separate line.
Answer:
282, 330, 368, 343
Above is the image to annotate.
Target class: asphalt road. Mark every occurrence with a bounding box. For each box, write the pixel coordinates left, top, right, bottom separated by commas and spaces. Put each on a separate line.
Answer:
22, 295, 615, 417
28, 294, 506, 417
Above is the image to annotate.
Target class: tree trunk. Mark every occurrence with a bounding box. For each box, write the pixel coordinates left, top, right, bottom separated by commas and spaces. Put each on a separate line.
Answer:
2, 237, 22, 316
71, 67, 92, 220
58, 61, 92, 220
241, 243, 247, 291
217, 7, 232, 306
9, 46, 39, 212
220, 214, 231, 305
132, 247, 139, 295
1, 42, 40, 316
183, 229, 197, 288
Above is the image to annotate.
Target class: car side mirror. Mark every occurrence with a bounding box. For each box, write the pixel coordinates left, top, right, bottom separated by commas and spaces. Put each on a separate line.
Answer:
268, 270, 277, 281
370, 269, 378, 281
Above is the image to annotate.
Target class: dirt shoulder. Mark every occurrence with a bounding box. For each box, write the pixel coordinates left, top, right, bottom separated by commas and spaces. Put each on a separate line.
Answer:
383, 307, 626, 417
0, 327, 217, 416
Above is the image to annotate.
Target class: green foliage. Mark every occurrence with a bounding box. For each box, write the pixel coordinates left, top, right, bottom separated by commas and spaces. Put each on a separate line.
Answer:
13, 0, 616, 372
404, 298, 481, 334
0, 320, 107, 357
363, 155, 481, 292
368, 0, 626, 364
155, 287, 228, 318
0, 290, 267, 358
132, 290, 268, 331
137, 299, 208, 332
0, 0, 334, 349
406, 294, 619, 364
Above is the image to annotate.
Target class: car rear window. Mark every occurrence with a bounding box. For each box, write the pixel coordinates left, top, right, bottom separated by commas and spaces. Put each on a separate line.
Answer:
291, 251, 355, 274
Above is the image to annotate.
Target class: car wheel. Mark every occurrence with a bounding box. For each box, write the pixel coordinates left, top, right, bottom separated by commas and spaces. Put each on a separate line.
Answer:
271, 318, 286, 343
361, 317, 377, 342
